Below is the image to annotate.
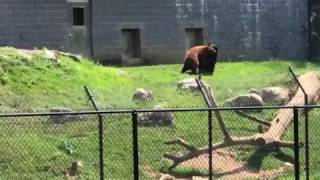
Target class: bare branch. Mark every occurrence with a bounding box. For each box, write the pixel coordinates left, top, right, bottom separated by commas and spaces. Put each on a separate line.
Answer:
164, 136, 296, 169
165, 138, 199, 151
233, 110, 271, 126
196, 79, 232, 141
167, 72, 320, 171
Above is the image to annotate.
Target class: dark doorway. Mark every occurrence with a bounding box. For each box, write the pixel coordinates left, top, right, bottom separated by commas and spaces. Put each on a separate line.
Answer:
310, 0, 320, 59
185, 28, 204, 50
73, 7, 85, 26
68, 1, 91, 57
121, 29, 141, 64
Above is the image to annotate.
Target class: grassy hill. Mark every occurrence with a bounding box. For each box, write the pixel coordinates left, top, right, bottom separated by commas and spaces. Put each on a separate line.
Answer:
1, 46, 319, 112
0, 47, 320, 179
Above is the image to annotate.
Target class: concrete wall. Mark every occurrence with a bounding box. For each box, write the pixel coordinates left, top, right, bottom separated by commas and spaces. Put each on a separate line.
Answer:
0, 0, 309, 64
93, 0, 308, 64
310, 0, 320, 58
208, 0, 308, 60
0, 0, 69, 50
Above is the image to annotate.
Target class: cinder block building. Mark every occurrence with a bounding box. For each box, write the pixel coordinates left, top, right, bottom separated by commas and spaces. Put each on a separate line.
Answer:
0, 0, 318, 65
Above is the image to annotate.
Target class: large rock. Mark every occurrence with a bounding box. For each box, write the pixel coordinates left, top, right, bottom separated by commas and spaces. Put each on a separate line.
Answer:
17, 49, 34, 60
17, 48, 59, 61
42, 49, 58, 61
49, 107, 83, 124
159, 174, 175, 180
177, 78, 209, 92
249, 87, 293, 105
57, 51, 82, 62
16, 48, 81, 62
133, 88, 153, 101
224, 93, 264, 107
138, 105, 175, 127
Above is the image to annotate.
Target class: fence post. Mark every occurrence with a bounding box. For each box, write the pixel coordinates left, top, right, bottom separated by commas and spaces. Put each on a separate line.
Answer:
84, 86, 104, 180
132, 111, 139, 180
208, 110, 213, 180
289, 66, 309, 179
293, 107, 300, 180
97, 111, 104, 180
305, 98, 309, 180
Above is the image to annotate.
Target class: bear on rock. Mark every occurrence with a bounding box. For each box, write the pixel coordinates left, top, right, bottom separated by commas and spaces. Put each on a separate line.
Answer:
181, 43, 218, 75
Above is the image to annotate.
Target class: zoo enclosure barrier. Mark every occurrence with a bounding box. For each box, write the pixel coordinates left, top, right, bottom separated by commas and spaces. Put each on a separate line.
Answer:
0, 105, 319, 180
289, 66, 310, 180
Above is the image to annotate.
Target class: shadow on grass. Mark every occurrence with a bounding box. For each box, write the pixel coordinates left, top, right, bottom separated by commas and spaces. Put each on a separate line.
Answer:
181, 71, 214, 76
274, 150, 295, 164
246, 147, 271, 171
246, 148, 294, 171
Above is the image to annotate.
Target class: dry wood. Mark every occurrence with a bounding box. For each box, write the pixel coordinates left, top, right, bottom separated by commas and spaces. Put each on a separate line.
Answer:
164, 136, 295, 169
196, 79, 231, 141
164, 72, 320, 169
256, 72, 320, 143
233, 110, 271, 126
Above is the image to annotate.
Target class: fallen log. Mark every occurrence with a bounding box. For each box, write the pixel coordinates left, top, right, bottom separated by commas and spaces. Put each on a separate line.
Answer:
164, 72, 320, 169
256, 71, 320, 144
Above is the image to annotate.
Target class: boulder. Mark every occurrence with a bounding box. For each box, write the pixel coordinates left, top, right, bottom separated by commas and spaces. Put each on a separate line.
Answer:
17, 49, 34, 60
133, 88, 153, 101
57, 51, 82, 62
224, 93, 264, 107
177, 78, 209, 92
284, 162, 294, 168
249, 87, 293, 105
159, 174, 175, 180
17, 49, 59, 61
15, 48, 81, 62
138, 105, 175, 127
42, 49, 58, 61
49, 107, 83, 124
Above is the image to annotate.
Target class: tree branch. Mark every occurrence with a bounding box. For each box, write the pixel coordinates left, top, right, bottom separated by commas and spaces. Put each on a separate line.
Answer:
196, 78, 232, 141
164, 136, 296, 169
169, 73, 320, 172
165, 138, 199, 151
233, 110, 271, 126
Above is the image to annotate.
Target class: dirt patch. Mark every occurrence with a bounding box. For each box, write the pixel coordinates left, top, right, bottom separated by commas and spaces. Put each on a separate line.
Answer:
144, 149, 292, 180
179, 149, 290, 179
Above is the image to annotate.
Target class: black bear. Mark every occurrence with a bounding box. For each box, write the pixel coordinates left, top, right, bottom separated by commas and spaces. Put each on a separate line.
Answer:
181, 43, 218, 75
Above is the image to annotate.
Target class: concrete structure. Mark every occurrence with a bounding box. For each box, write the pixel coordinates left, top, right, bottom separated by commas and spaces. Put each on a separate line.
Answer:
0, 0, 315, 65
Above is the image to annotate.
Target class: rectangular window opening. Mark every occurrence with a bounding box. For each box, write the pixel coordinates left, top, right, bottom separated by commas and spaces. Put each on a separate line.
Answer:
121, 29, 141, 59
73, 7, 85, 26
185, 28, 204, 50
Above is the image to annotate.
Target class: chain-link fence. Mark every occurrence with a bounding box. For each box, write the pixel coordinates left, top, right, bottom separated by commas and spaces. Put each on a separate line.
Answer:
0, 105, 317, 180
0, 67, 318, 179
135, 107, 302, 180
306, 108, 320, 179
0, 113, 99, 179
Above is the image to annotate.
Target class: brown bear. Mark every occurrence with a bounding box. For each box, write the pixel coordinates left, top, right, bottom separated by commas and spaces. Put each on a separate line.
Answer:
181, 43, 218, 75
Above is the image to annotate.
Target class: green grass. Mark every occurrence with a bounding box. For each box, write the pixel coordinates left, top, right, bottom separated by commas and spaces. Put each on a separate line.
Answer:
0, 47, 320, 179
1, 46, 320, 111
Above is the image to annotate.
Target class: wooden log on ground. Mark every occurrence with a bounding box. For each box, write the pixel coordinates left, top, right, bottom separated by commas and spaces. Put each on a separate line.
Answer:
164, 72, 320, 169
